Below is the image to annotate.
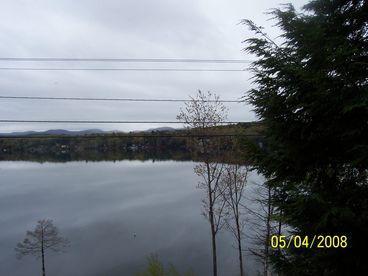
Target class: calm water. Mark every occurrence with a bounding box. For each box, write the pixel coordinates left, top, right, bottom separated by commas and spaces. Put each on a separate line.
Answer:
0, 160, 263, 276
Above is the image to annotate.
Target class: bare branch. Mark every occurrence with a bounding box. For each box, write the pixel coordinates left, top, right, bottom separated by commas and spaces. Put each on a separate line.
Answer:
15, 219, 69, 276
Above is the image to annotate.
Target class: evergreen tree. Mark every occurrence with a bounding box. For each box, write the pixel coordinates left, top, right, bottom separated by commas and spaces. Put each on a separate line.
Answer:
243, 0, 367, 274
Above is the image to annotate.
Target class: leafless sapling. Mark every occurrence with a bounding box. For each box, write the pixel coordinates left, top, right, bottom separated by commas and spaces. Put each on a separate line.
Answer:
15, 219, 69, 276
220, 164, 249, 276
246, 181, 282, 276
177, 90, 228, 276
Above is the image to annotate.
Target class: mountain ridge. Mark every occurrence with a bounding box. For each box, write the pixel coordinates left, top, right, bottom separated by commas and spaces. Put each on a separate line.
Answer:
0, 127, 177, 136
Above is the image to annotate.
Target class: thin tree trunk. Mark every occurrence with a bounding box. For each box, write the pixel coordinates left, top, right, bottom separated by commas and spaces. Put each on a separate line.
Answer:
278, 210, 282, 256
207, 161, 218, 276
235, 173, 244, 276
264, 186, 272, 276
235, 206, 244, 276
209, 186, 218, 276
41, 235, 46, 276
237, 225, 244, 276
210, 220, 218, 276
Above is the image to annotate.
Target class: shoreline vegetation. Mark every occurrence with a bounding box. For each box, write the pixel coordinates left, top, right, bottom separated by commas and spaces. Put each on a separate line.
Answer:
0, 122, 263, 163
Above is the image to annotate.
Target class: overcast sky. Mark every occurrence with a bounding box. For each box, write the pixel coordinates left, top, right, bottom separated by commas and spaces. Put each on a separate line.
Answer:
0, 0, 308, 133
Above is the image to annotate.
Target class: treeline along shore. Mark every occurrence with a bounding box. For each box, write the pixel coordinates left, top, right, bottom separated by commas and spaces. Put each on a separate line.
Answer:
0, 122, 264, 163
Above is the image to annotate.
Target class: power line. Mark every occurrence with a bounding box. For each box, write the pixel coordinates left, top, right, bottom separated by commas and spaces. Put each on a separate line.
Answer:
0, 57, 253, 63
0, 120, 245, 124
0, 67, 246, 72
0, 95, 243, 103
0, 133, 261, 139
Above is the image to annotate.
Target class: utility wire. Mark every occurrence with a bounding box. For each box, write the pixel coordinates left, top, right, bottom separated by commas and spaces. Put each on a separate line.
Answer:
0, 67, 246, 72
0, 120, 246, 124
0, 57, 253, 63
0, 133, 261, 139
0, 95, 243, 103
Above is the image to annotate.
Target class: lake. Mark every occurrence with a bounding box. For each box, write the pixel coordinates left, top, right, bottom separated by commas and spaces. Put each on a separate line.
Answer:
0, 160, 264, 276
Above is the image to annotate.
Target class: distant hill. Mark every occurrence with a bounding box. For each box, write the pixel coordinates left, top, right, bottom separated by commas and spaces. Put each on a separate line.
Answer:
0, 129, 106, 136
0, 123, 262, 137
0, 127, 178, 137
145, 127, 176, 132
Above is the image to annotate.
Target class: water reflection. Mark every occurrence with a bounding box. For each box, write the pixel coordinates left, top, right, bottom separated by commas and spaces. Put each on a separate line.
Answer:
1, 160, 263, 275
0, 161, 232, 275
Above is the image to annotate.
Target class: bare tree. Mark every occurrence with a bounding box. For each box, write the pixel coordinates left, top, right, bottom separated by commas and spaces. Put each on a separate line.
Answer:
246, 182, 281, 276
220, 164, 248, 276
177, 90, 228, 276
195, 162, 226, 276
15, 219, 69, 276
177, 90, 228, 131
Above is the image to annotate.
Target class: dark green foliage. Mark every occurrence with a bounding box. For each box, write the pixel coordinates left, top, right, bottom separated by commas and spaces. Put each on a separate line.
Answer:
243, 0, 367, 275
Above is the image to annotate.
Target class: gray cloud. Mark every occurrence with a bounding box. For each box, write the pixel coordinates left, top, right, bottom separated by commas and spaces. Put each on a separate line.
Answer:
0, 0, 308, 132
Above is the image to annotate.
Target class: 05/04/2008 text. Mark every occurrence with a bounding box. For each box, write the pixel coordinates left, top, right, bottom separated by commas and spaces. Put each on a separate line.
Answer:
270, 235, 348, 249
